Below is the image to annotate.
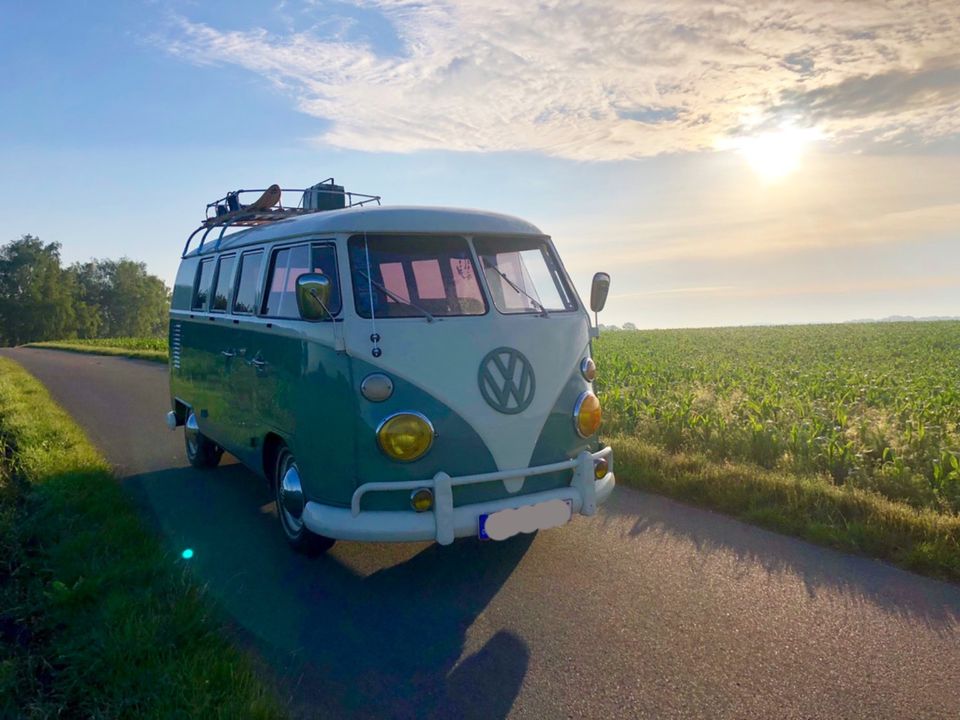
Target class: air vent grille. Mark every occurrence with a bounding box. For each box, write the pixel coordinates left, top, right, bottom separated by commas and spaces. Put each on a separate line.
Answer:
171, 323, 182, 370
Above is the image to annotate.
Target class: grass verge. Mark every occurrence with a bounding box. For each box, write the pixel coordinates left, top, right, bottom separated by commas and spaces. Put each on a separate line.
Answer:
25, 341, 168, 363
0, 358, 282, 718
611, 435, 960, 581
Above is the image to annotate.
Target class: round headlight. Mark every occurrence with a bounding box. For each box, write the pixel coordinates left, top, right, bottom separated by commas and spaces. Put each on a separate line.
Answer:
377, 412, 435, 462
574, 391, 602, 438
580, 357, 596, 382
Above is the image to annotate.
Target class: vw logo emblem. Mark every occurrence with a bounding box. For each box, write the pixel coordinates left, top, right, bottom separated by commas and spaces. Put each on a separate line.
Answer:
478, 347, 536, 414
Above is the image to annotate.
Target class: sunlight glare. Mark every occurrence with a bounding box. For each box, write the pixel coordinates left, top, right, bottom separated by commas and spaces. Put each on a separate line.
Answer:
736, 127, 821, 182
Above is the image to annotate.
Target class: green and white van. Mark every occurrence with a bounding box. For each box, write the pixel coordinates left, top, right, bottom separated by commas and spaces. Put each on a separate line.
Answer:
167, 183, 614, 554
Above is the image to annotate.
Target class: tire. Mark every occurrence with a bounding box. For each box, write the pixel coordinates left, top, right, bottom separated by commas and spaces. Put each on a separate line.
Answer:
184, 411, 223, 469
275, 446, 336, 556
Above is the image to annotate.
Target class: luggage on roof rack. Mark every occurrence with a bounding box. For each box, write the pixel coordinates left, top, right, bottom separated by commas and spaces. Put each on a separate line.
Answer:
182, 179, 380, 257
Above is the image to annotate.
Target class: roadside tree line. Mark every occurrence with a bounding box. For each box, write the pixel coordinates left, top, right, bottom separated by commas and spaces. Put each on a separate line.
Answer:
0, 235, 169, 346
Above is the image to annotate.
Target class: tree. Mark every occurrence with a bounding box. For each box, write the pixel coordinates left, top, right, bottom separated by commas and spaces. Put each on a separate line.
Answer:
107, 259, 170, 337
67, 259, 169, 338
0, 235, 76, 345
0, 235, 171, 346
622, 322, 637, 331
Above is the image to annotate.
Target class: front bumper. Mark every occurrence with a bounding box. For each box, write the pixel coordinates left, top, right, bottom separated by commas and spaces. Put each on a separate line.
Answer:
302, 447, 615, 545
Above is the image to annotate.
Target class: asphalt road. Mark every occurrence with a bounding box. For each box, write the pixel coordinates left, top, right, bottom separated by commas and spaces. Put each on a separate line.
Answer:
4, 346, 960, 719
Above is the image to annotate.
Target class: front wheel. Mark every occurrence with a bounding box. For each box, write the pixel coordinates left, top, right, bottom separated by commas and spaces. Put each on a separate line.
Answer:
184, 412, 223, 469
275, 447, 336, 556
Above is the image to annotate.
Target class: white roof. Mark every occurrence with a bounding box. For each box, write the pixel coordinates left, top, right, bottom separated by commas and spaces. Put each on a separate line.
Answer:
204, 205, 545, 255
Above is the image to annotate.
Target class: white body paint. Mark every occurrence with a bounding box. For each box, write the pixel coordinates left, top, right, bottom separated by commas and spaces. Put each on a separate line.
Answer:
343, 312, 589, 473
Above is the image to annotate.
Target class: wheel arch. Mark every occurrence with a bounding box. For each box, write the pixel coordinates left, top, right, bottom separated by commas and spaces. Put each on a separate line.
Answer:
172, 397, 190, 426
262, 432, 287, 487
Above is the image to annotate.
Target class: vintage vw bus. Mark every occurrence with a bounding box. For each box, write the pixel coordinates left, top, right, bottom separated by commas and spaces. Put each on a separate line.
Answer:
167, 181, 614, 554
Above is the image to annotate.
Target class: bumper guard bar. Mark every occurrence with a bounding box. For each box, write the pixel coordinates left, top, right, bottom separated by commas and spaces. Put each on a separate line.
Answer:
342, 446, 614, 545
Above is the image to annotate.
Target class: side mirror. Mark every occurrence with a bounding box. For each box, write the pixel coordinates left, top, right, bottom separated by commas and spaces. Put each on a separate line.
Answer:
296, 273, 333, 321
590, 272, 610, 313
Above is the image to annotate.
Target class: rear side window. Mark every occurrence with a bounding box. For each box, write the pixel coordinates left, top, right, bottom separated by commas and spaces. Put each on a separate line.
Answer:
192, 258, 215, 310
211, 254, 236, 312
232, 251, 263, 314
263, 243, 341, 318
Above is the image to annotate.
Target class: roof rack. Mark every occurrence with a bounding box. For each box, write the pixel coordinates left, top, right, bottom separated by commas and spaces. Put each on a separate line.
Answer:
182, 179, 381, 257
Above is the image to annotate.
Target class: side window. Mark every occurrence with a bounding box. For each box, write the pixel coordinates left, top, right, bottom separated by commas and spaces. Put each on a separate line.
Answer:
211, 254, 236, 312
232, 251, 263, 314
263, 243, 341, 318
192, 258, 215, 311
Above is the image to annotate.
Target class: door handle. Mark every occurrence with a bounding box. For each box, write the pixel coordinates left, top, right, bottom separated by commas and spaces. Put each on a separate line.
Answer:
221, 350, 236, 358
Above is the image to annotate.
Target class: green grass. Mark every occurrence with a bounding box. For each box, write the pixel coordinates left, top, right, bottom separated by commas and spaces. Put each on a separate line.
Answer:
0, 358, 283, 718
26, 337, 169, 362
611, 435, 960, 580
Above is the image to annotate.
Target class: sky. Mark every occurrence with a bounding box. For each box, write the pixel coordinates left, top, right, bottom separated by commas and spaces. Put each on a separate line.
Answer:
1, 0, 958, 328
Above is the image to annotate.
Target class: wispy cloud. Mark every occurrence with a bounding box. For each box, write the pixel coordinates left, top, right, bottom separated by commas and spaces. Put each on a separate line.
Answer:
157, 0, 960, 160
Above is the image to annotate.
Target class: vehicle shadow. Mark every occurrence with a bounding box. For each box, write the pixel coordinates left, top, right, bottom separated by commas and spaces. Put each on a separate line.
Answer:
124, 463, 531, 719
599, 487, 960, 632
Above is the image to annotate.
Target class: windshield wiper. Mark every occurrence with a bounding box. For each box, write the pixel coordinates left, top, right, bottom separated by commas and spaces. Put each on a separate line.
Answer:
357, 269, 436, 323
481, 259, 549, 317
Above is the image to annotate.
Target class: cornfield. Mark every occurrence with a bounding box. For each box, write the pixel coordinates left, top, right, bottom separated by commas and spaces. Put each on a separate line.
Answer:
594, 322, 960, 515
59, 337, 169, 352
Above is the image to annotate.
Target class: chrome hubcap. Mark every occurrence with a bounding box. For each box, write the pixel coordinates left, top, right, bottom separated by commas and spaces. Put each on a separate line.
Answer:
185, 412, 200, 456
279, 461, 305, 533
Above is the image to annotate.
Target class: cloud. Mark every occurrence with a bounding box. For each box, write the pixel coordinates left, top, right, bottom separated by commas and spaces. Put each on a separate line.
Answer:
158, 1, 960, 159
772, 58, 960, 146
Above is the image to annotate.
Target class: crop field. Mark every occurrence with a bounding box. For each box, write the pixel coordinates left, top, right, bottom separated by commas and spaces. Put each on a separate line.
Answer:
594, 321, 960, 517
26, 336, 169, 362
44, 336, 169, 352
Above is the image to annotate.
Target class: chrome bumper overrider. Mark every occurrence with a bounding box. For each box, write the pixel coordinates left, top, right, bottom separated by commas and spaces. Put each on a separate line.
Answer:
301, 447, 615, 545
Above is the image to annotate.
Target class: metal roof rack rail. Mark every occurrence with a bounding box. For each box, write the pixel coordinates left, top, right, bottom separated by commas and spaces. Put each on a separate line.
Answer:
182, 179, 380, 257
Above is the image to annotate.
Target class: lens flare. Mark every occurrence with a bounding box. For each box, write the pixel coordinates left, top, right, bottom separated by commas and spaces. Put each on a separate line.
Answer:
735, 126, 822, 182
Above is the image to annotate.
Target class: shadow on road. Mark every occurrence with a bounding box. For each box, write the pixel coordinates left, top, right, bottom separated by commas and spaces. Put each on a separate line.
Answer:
125, 463, 531, 719
600, 488, 960, 632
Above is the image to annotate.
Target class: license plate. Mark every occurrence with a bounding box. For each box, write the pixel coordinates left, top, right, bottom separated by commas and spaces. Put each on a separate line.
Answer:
479, 499, 572, 541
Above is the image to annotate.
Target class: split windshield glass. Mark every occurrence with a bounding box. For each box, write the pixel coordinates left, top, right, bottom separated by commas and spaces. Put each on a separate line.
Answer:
473, 236, 577, 314
348, 235, 487, 318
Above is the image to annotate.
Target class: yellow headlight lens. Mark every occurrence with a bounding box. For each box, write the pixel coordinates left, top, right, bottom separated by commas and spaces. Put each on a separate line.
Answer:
574, 391, 602, 438
377, 412, 434, 462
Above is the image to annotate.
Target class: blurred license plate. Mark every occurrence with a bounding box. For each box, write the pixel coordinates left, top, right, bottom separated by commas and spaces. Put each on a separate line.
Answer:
479, 499, 572, 541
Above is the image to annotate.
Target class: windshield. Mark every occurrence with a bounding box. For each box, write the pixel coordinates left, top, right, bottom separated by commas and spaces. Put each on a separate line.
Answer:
349, 235, 487, 318
473, 236, 578, 314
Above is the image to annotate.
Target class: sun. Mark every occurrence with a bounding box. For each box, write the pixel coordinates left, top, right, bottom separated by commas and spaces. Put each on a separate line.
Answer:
736, 126, 820, 182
